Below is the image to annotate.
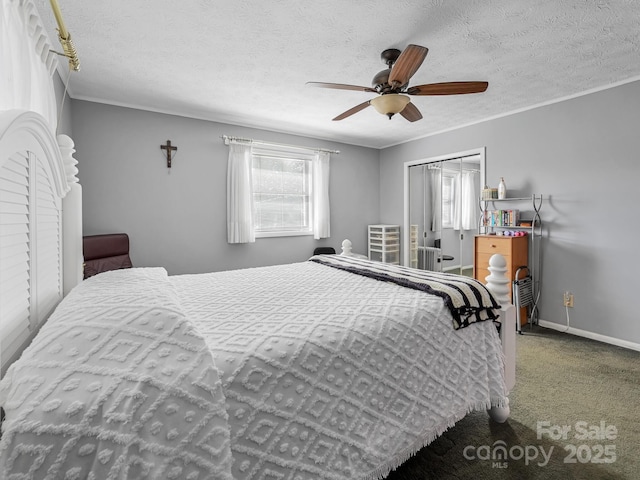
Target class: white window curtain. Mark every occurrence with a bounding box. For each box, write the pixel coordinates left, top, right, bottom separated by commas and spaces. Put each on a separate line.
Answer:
429, 167, 441, 232
312, 150, 330, 239
226, 143, 255, 243
0, 0, 58, 128
453, 170, 478, 230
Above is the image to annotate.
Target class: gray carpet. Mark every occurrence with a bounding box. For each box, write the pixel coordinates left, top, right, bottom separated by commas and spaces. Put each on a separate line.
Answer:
385, 326, 640, 479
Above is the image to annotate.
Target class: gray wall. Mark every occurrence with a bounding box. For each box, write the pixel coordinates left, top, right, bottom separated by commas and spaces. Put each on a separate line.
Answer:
71, 101, 380, 274
380, 80, 640, 345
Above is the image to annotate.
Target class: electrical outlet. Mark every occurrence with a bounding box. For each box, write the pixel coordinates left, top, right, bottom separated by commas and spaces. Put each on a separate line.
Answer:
563, 291, 574, 308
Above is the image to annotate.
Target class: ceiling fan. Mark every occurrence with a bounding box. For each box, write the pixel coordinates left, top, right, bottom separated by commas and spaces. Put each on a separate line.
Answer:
307, 44, 488, 122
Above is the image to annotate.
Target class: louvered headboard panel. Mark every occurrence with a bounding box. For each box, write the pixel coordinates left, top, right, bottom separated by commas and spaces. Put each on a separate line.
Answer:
0, 110, 73, 375
0, 152, 32, 364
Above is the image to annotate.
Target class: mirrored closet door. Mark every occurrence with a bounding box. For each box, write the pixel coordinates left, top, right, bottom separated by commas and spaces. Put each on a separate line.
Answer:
403, 148, 485, 276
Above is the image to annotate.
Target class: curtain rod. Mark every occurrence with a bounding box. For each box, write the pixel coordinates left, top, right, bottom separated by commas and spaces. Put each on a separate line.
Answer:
221, 135, 340, 155
50, 0, 81, 71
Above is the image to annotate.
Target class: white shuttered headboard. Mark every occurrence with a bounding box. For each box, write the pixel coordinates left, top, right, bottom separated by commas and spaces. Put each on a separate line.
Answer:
0, 110, 74, 374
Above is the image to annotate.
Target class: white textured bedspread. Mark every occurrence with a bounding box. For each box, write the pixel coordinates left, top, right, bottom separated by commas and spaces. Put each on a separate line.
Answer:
0, 268, 233, 480
171, 260, 507, 480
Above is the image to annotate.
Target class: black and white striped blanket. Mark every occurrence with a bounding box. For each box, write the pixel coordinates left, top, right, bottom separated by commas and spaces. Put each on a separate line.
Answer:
310, 255, 500, 330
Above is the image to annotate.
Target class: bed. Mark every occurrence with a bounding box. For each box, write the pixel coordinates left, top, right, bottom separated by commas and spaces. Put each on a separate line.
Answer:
0, 96, 514, 480
0, 2, 513, 478
0, 114, 514, 480
0, 252, 510, 480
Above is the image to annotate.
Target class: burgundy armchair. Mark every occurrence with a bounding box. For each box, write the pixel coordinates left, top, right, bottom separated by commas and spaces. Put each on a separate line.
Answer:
83, 233, 133, 279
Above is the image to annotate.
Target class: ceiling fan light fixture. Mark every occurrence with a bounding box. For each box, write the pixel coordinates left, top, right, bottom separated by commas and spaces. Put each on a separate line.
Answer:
370, 94, 411, 119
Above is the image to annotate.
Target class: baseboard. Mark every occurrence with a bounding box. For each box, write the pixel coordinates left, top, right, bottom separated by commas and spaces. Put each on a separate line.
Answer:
538, 319, 640, 352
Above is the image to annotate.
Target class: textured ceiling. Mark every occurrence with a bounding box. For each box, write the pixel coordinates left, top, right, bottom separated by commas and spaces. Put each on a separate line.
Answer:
35, 0, 640, 149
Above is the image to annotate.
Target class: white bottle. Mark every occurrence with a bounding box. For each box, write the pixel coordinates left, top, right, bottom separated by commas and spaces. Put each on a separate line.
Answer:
498, 177, 507, 199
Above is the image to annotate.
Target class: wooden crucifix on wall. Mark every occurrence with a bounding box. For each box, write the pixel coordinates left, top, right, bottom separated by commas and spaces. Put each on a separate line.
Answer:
161, 140, 177, 168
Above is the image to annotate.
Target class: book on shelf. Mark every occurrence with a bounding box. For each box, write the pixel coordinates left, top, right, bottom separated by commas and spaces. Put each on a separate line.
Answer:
482, 209, 520, 227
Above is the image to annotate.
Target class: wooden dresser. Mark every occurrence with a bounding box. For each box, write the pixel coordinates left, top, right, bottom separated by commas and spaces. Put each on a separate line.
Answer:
474, 235, 529, 324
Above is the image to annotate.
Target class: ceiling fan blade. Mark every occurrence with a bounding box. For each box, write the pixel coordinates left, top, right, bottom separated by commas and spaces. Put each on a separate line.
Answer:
332, 101, 371, 121
406, 81, 489, 96
306, 82, 377, 93
388, 44, 429, 88
399, 102, 422, 122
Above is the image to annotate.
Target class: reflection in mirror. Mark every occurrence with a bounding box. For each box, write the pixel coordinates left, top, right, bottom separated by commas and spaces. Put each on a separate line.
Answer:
403, 149, 484, 276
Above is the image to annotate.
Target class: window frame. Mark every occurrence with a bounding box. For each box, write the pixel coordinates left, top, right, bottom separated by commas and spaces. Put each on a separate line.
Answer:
441, 170, 457, 229
251, 149, 314, 238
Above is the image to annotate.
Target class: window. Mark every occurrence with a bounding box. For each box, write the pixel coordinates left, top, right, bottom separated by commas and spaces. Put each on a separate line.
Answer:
251, 151, 313, 237
441, 171, 457, 229
226, 138, 331, 243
